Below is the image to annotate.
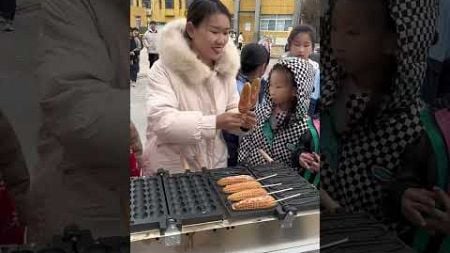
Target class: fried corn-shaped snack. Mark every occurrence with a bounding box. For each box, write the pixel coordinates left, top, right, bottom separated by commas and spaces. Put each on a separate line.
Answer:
250, 78, 261, 108
239, 83, 252, 113
227, 188, 268, 202
223, 181, 262, 194
217, 175, 255, 186
231, 195, 276, 210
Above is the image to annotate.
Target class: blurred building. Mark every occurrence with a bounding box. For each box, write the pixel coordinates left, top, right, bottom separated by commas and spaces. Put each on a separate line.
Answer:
222, 0, 297, 47
141, 0, 299, 56
141, 0, 189, 26
130, 0, 150, 30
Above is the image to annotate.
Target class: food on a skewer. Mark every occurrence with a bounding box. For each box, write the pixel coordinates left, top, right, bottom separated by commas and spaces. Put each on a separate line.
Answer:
227, 187, 293, 202
227, 188, 268, 202
223, 181, 262, 194
231, 195, 276, 210
231, 192, 302, 211
238, 83, 252, 113
217, 175, 255, 186
249, 78, 261, 109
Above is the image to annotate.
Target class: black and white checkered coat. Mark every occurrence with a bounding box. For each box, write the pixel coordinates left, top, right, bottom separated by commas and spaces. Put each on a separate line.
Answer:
238, 57, 315, 167
320, 0, 438, 224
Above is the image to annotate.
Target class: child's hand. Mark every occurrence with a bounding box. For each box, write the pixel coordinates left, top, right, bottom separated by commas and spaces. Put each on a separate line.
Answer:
401, 188, 436, 227
424, 187, 450, 235
299, 152, 315, 169
309, 152, 320, 172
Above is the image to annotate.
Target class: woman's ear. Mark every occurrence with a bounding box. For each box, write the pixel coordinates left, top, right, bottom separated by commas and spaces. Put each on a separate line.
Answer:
185, 21, 195, 40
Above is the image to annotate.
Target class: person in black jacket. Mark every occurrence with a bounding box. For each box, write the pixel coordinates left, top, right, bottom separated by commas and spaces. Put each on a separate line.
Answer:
130, 27, 142, 85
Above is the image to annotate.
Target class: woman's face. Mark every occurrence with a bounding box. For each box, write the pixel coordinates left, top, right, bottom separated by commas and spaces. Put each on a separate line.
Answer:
187, 14, 231, 64
290, 33, 313, 59
269, 70, 296, 106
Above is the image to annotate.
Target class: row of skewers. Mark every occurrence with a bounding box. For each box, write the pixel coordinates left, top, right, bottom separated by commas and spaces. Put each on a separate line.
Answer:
216, 174, 301, 211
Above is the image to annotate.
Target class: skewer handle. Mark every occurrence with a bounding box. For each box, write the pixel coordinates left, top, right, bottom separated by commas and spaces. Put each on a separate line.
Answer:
276, 193, 302, 202
256, 173, 278, 181
321, 237, 349, 249
261, 183, 282, 188
268, 188, 293, 195
258, 149, 274, 163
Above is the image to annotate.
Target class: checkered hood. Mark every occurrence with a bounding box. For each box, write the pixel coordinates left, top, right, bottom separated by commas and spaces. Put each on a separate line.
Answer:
238, 57, 315, 167
320, 0, 439, 224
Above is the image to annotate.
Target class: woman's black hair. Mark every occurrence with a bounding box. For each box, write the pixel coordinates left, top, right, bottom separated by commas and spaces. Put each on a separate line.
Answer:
287, 24, 316, 50
184, 0, 231, 39
240, 43, 270, 75
268, 64, 298, 127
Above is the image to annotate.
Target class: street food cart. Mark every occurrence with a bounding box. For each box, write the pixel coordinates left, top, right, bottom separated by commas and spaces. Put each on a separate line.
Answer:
130, 164, 320, 253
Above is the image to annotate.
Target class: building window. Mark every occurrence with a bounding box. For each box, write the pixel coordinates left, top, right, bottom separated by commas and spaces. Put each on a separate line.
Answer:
260, 15, 293, 32
136, 0, 139, 7
179, 0, 182, 9
136, 16, 142, 29
166, 0, 174, 9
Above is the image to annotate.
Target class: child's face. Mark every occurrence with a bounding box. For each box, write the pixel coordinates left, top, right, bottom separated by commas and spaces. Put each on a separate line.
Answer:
290, 33, 313, 60
331, 0, 395, 75
269, 70, 296, 106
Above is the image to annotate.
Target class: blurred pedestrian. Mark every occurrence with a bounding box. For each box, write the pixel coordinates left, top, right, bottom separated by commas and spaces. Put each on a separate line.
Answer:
143, 21, 159, 69
238, 32, 244, 50
130, 27, 142, 86
286, 24, 320, 118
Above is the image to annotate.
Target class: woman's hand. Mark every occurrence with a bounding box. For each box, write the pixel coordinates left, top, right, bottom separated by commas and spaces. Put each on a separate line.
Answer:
401, 188, 436, 227
216, 112, 243, 131
241, 111, 257, 130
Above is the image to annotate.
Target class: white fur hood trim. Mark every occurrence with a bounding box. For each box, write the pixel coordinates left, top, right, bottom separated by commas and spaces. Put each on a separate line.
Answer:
157, 18, 240, 85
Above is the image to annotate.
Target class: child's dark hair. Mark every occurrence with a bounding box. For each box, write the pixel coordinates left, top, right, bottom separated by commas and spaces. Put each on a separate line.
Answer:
269, 64, 298, 126
287, 24, 316, 50
149, 20, 156, 25
184, 0, 231, 39
240, 43, 270, 75
332, 0, 396, 33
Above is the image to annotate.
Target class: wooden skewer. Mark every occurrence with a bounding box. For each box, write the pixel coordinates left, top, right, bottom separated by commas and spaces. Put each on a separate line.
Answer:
320, 189, 341, 212
261, 183, 282, 188
268, 188, 293, 195
258, 149, 274, 163
275, 193, 302, 202
256, 173, 278, 181
321, 237, 350, 249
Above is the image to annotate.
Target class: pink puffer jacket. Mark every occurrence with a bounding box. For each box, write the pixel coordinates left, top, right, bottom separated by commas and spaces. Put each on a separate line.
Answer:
142, 19, 241, 175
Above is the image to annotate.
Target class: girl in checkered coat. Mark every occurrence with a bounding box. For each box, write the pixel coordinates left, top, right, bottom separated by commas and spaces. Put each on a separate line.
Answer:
321, 0, 450, 249
238, 57, 315, 168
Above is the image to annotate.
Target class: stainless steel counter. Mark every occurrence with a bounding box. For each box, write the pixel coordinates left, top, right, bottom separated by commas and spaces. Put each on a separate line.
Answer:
131, 210, 319, 253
